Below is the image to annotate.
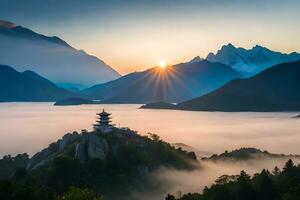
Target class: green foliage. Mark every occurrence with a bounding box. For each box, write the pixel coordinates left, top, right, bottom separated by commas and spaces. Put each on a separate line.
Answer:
57, 186, 103, 200
282, 185, 300, 200
0, 179, 54, 200
165, 194, 176, 200
170, 159, 300, 200
181, 193, 202, 200
0, 154, 29, 179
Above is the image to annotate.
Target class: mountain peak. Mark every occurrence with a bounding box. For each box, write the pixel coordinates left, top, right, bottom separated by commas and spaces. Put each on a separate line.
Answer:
206, 43, 300, 74
0, 19, 16, 29
0, 20, 121, 86
189, 56, 202, 63
221, 43, 236, 50
252, 44, 267, 51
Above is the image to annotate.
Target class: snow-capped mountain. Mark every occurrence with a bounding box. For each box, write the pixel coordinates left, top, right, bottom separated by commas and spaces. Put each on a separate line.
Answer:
0, 20, 120, 88
206, 43, 300, 75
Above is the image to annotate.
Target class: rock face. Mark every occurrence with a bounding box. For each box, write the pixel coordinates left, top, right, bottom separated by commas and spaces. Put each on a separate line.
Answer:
28, 131, 111, 169
59, 132, 110, 162
86, 134, 109, 160
59, 132, 80, 151
59, 133, 109, 161
27, 141, 60, 169
74, 143, 86, 162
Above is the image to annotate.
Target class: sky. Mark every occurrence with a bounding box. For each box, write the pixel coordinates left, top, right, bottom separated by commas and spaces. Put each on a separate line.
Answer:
0, 0, 300, 74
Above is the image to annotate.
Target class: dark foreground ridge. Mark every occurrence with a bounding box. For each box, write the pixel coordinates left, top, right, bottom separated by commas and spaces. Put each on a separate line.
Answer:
166, 159, 300, 200
0, 128, 198, 200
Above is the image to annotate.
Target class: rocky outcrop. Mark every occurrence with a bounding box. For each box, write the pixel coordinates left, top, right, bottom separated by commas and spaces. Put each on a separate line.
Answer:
28, 132, 111, 169
86, 134, 109, 160
74, 134, 109, 161
27, 142, 60, 169
59, 132, 80, 151
75, 143, 87, 162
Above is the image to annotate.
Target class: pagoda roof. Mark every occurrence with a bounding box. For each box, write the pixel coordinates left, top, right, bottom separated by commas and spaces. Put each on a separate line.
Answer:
97, 109, 111, 116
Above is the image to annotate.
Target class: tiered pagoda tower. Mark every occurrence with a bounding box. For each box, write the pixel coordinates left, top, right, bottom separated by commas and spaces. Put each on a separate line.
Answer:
94, 109, 113, 133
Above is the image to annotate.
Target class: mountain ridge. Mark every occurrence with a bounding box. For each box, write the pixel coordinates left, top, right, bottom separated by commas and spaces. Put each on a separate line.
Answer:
81, 59, 241, 103
141, 60, 300, 111
0, 64, 76, 102
0, 19, 120, 87
206, 43, 300, 75
177, 60, 300, 111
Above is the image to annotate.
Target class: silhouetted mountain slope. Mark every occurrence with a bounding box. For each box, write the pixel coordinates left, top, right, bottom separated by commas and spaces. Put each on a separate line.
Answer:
81, 59, 241, 103
0, 19, 120, 87
177, 61, 300, 111
0, 65, 75, 102
207, 43, 300, 75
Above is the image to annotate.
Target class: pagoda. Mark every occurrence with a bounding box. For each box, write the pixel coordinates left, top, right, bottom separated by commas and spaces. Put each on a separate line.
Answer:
94, 109, 113, 133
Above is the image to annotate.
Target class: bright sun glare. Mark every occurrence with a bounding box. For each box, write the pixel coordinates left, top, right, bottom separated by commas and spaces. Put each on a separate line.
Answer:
158, 60, 167, 69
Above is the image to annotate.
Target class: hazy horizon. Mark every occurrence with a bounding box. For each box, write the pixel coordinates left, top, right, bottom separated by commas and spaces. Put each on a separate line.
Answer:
1, 0, 300, 74
1, 103, 300, 157
2, 102, 300, 199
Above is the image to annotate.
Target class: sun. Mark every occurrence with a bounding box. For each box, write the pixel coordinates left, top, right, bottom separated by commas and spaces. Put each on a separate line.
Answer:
158, 60, 167, 69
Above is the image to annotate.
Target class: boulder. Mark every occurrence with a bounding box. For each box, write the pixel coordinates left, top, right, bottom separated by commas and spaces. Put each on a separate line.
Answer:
59, 132, 80, 151
86, 134, 109, 161
27, 142, 60, 169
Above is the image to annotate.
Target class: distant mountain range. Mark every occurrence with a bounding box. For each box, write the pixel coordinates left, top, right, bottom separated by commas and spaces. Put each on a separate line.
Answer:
206, 43, 300, 75
175, 60, 300, 111
2, 19, 300, 105
0, 19, 120, 88
81, 59, 241, 103
0, 65, 75, 102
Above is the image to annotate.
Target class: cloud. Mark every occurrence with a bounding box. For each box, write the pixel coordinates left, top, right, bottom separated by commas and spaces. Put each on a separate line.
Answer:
129, 157, 300, 200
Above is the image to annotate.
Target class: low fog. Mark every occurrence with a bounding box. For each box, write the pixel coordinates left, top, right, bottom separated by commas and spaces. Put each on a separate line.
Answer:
1, 103, 300, 157
129, 157, 300, 200
1, 104, 300, 200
